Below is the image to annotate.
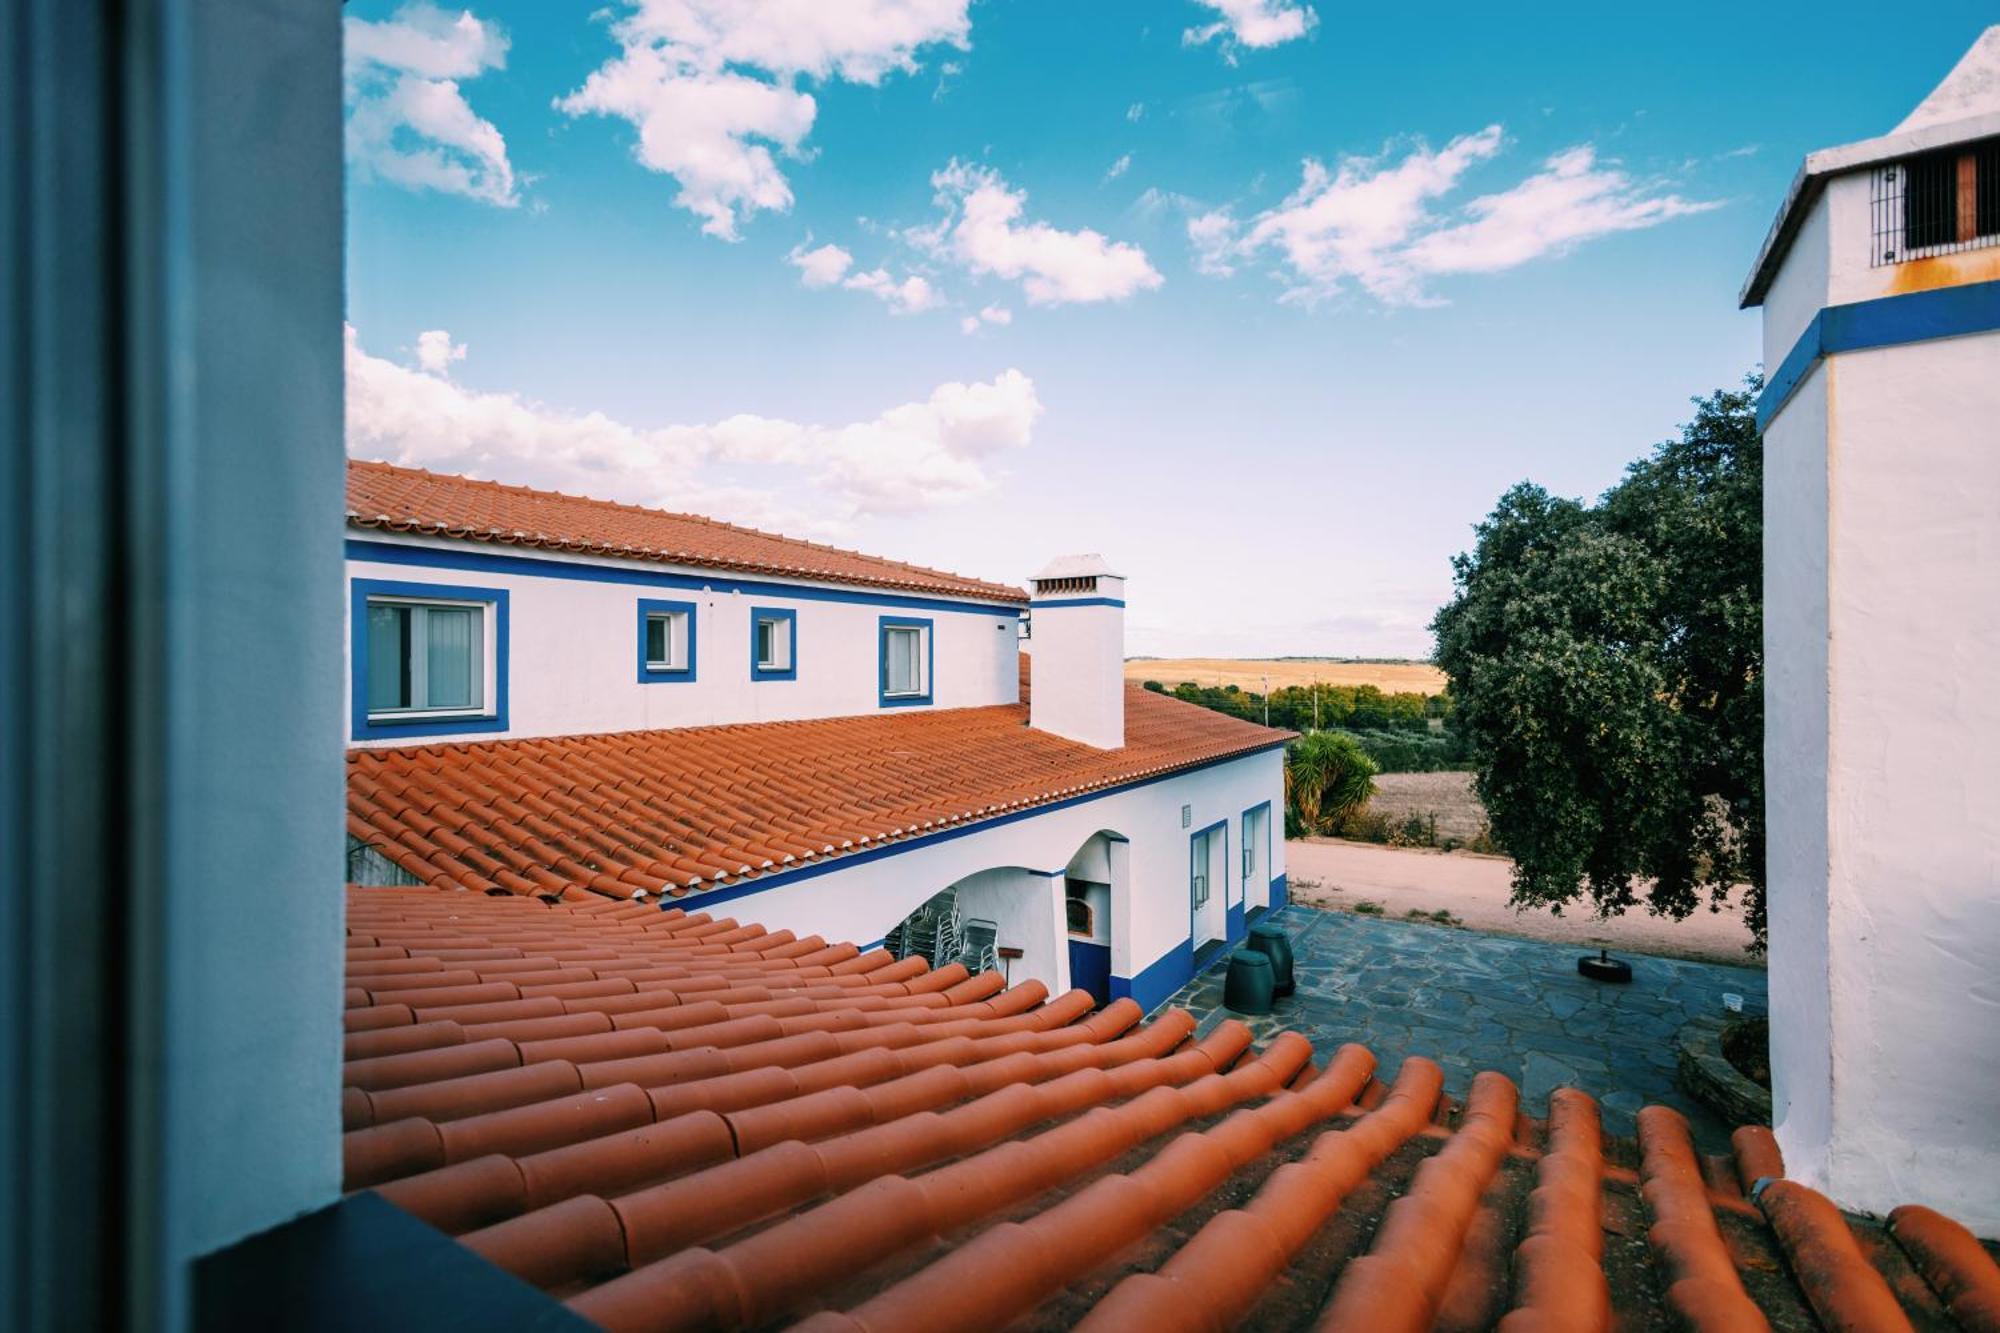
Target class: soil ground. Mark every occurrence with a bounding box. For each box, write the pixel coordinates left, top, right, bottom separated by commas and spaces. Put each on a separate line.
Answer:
1285, 837, 1763, 969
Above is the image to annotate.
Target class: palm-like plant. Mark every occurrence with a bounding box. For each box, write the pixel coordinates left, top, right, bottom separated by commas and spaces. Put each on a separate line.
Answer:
1284, 732, 1378, 836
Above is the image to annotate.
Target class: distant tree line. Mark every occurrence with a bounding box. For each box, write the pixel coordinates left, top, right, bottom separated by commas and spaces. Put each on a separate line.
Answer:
1141, 679, 1467, 772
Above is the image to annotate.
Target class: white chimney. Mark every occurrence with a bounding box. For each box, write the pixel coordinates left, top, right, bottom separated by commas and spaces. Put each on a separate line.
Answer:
1028, 554, 1125, 749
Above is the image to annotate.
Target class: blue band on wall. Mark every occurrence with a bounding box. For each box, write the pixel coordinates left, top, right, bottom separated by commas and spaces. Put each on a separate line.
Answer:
1760, 279, 2000, 431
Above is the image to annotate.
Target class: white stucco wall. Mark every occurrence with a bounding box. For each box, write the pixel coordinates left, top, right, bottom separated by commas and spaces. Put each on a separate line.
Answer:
1763, 359, 1836, 1189
952, 868, 1071, 994
1762, 191, 1831, 366
1819, 333, 2000, 1229
667, 746, 1286, 1008
1766, 271, 2000, 1228
345, 534, 1023, 745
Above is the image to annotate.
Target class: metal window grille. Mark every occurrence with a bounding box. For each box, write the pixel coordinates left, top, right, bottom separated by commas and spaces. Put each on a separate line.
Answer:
1872, 137, 2000, 266
1191, 871, 1208, 908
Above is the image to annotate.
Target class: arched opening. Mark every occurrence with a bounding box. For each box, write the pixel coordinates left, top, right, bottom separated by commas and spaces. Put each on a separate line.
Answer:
883, 865, 1067, 994
1063, 830, 1126, 1005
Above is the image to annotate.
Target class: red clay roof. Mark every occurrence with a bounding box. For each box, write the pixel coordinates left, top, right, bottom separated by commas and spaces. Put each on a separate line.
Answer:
344, 886, 2000, 1330
346, 459, 1027, 605
348, 677, 1291, 900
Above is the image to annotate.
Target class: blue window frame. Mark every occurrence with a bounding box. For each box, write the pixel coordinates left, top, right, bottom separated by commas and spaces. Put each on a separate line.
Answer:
350, 578, 508, 741
878, 614, 933, 707
636, 597, 698, 683
749, 606, 797, 681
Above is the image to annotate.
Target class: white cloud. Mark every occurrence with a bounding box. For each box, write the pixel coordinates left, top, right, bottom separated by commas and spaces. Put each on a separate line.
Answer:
788, 241, 940, 313
959, 303, 1013, 335
559, 0, 971, 239
1402, 146, 1717, 277
1126, 101, 1146, 122
1197, 126, 1715, 305
1104, 153, 1133, 182
414, 329, 468, 375
916, 160, 1163, 305
1183, 0, 1317, 57
842, 268, 942, 314
344, 4, 519, 207
346, 324, 1038, 522
788, 241, 855, 287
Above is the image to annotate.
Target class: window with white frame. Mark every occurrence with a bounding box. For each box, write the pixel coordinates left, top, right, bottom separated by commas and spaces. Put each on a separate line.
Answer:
752, 608, 794, 675
644, 608, 689, 671
365, 596, 489, 716
880, 619, 930, 701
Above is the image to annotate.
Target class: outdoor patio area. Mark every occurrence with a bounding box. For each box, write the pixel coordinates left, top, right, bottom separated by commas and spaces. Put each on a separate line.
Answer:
1160, 904, 1769, 1151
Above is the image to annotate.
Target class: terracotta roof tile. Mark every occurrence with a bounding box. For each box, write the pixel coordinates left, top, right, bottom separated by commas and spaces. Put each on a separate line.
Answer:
349, 673, 1292, 901
347, 459, 1026, 604
343, 886, 2000, 1328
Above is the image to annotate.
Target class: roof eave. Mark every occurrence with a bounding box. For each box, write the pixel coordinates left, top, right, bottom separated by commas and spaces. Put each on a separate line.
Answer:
346, 517, 1031, 608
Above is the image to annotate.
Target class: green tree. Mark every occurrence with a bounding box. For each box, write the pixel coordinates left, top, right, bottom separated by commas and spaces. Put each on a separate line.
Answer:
1284, 731, 1378, 837
1431, 377, 1766, 946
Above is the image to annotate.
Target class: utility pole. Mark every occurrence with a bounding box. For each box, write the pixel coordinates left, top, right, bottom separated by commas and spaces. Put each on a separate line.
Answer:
1261, 674, 1269, 727
1313, 682, 1320, 731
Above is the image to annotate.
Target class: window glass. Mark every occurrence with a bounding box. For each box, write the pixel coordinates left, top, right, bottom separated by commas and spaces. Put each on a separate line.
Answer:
646, 614, 668, 665
885, 626, 921, 694
756, 618, 775, 667
367, 603, 410, 711
424, 606, 479, 709
367, 598, 485, 714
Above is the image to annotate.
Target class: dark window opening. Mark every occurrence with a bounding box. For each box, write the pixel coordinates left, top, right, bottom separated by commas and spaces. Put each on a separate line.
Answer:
1065, 879, 1095, 936
1904, 151, 1959, 250
1885, 136, 2000, 263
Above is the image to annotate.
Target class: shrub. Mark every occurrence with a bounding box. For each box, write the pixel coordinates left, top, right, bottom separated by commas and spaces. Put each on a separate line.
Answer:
1284, 732, 1378, 837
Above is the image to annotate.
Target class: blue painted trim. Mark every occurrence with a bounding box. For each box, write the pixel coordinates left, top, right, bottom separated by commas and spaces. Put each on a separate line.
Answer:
1269, 872, 1288, 911
877, 614, 934, 708
749, 606, 797, 682
645, 738, 1294, 911
351, 578, 509, 741
1226, 900, 1246, 943
635, 597, 698, 684
1028, 597, 1125, 609
347, 538, 1024, 618
1758, 280, 2000, 430
1109, 940, 1195, 1014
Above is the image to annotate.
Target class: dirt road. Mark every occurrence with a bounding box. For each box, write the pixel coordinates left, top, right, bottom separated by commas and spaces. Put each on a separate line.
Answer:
1285, 838, 1763, 968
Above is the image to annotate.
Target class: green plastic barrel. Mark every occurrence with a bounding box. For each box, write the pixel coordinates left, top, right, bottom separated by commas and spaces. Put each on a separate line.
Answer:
1247, 922, 1295, 997
1223, 949, 1275, 1015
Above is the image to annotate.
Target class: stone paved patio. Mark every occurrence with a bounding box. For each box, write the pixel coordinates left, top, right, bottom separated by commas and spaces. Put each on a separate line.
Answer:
1158, 904, 1768, 1152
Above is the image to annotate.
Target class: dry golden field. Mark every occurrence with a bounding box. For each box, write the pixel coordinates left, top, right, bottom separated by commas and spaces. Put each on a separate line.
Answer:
1365, 770, 1489, 844
1124, 657, 1448, 695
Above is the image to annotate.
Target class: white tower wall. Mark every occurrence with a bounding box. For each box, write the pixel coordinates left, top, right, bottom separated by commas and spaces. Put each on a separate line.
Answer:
1753, 28, 2000, 1230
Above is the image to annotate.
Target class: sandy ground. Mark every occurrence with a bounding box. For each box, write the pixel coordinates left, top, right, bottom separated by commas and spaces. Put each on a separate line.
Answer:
1286, 837, 1764, 968
1125, 658, 1448, 695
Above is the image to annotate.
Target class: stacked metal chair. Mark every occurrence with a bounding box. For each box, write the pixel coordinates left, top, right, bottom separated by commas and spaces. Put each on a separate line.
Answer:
957, 917, 1000, 977
890, 887, 961, 970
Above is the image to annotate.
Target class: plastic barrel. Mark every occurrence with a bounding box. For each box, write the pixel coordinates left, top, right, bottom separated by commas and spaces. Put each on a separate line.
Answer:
1223, 949, 1276, 1016
1247, 922, 1295, 997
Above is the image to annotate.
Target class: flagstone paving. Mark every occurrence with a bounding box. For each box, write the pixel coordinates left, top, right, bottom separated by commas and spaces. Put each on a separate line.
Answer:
1158, 903, 1768, 1152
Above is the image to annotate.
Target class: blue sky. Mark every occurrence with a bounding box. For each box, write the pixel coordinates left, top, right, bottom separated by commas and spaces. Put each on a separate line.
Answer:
343, 1, 1996, 657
